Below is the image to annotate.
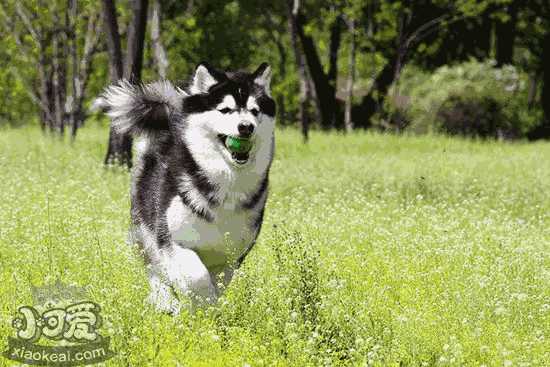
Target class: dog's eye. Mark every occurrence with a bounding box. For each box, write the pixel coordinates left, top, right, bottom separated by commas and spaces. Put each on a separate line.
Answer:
250, 108, 260, 116
219, 108, 232, 114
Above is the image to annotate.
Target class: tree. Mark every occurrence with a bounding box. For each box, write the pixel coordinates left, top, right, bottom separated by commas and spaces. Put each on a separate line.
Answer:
518, 0, 550, 139
287, 0, 311, 141
495, 0, 519, 66
68, 0, 102, 138
353, 1, 482, 127
527, 30, 550, 139
353, 1, 411, 128
125, 0, 149, 82
102, 0, 149, 167
149, 0, 169, 79
0, 0, 101, 135
257, 9, 288, 127
101, 0, 123, 82
293, 2, 343, 129
539, 31, 550, 138
344, 18, 356, 133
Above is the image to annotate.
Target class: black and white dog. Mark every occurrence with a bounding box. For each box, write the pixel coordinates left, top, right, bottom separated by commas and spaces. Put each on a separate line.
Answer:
97, 63, 275, 312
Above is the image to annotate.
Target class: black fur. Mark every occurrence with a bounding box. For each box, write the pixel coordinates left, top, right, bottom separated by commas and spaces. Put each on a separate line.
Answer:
98, 81, 178, 137
126, 98, 170, 134
100, 64, 275, 276
242, 175, 269, 210
183, 67, 276, 118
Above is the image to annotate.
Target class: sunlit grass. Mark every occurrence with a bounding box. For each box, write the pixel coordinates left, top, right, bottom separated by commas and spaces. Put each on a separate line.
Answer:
0, 125, 549, 366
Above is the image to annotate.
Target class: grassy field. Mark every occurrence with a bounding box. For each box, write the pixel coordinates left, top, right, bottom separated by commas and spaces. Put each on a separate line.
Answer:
0, 125, 549, 366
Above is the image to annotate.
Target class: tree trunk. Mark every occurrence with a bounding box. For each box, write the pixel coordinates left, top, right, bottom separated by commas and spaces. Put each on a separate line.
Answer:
125, 0, 149, 82
52, 20, 66, 135
70, 5, 101, 140
262, 11, 288, 127
495, 1, 518, 66
101, 0, 123, 81
69, 0, 78, 138
149, 0, 168, 79
327, 14, 343, 86
52, 33, 62, 133
61, 8, 69, 133
353, 9, 411, 128
265, 15, 288, 126
46, 72, 56, 132
274, 38, 287, 126
527, 73, 538, 110
102, 0, 131, 167
529, 31, 550, 140
354, 53, 399, 128
102, 0, 149, 167
39, 46, 55, 131
478, 9, 493, 59
294, 7, 341, 129
543, 32, 550, 134
344, 19, 356, 133
287, 0, 310, 141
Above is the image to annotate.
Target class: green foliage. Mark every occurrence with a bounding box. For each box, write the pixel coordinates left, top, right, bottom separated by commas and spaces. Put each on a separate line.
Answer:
0, 64, 37, 126
387, 60, 541, 138
0, 0, 107, 127
437, 94, 509, 138
0, 0, 549, 135
516, 0, 550, 71
0, 2, 40, 126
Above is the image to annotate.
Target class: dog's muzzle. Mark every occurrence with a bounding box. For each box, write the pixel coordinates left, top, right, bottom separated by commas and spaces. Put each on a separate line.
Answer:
218, 134, 254, 165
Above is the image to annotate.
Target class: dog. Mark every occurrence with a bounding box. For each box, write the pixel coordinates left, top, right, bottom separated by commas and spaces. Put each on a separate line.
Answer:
96, 62, 275, 313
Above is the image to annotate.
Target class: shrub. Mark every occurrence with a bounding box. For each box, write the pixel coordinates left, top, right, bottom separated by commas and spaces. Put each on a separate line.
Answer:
436, 94, 516, 138
383, 60, 541, 138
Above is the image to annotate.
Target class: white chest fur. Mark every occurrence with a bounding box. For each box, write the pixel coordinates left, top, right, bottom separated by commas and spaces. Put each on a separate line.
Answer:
165, 196, 257, 269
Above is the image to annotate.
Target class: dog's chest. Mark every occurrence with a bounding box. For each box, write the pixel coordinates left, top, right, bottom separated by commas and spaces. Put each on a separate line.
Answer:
165, 195, 256, 268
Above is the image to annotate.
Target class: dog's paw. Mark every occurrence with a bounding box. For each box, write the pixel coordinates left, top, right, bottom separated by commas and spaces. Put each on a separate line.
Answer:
147, 273, 182, 315
148, 293, 181, 315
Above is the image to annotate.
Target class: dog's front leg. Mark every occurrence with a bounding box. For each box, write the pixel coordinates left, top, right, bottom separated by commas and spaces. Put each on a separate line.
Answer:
149, 245, 217, 313
147, 270, 181, 314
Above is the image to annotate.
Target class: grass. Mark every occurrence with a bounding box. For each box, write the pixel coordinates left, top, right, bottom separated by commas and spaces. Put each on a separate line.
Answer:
0, 125, 549, 366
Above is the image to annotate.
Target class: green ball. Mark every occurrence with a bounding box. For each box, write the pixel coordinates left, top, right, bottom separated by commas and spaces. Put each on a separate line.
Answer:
225, 136, 253, 153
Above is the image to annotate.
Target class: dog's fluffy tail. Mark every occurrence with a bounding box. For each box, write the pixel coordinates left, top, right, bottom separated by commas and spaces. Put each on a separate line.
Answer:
93, 80, 187, 136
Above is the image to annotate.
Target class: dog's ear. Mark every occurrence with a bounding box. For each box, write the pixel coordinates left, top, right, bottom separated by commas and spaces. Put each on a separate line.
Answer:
252, 62, 272, 94
189, 62, 225, 94
94, 80, 185, 136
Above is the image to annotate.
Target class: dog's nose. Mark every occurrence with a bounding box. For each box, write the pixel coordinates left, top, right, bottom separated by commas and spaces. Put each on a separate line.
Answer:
238, 121, 255, 137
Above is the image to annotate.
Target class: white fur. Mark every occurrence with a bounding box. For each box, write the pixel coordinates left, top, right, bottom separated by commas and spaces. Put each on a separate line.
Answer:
142, 222, 218, 311
160, 246, 217, 301
100, 80, 138, 129
97, 79, 186, 134
147, 271, 180, 314
142, 108, 274, 312
182, 109, 273, 186
135, 137, 149, 157
246, 96, 259, 112
121, 70, 276, 312
97, 71, 275, 312
156, 190, 263, 312
217, 95, 237, 111
166, 192, 261, 266
254, 66, 272, 96
189, 65, 218, 94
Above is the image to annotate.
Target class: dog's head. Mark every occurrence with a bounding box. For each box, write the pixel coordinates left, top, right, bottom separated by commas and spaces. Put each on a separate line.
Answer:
96, 62, 275, 169
182, 62, 275, 166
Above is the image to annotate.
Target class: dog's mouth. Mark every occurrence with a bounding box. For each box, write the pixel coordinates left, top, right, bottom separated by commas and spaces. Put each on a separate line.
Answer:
217, 134, 253, 165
